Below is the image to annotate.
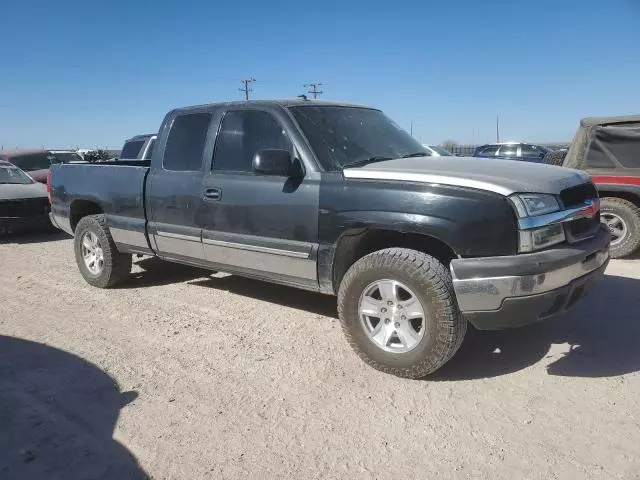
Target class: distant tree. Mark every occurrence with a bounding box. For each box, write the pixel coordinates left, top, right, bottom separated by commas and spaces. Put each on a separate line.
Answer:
83, 149, 113, 163
441, 140, 458, 152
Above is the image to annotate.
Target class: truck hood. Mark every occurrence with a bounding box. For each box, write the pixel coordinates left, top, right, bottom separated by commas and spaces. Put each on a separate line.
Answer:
342, 156, 590, 196
0, 182, 48, 200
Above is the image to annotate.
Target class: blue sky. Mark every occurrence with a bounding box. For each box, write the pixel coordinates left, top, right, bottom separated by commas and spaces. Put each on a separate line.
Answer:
1, 0, 638, 149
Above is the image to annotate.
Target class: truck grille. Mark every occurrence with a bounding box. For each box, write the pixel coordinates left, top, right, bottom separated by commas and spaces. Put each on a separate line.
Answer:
560, 182, 600, 244
0, 198, 49, 218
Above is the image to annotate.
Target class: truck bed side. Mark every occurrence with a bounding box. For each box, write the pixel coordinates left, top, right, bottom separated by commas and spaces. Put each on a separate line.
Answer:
50, 163, 153, 254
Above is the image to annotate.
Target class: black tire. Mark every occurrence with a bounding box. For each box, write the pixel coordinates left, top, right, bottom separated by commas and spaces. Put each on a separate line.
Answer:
600, 197, 640, 259
337, 248, 466, 379
74, 214, 132, 288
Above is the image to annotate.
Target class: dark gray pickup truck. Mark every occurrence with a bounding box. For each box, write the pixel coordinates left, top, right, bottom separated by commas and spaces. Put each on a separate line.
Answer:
50, 100, 610, 378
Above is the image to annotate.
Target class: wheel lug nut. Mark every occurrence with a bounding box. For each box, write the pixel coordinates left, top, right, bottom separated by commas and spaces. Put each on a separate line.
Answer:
394, 322, 400, 328
401, 315, 406, 320
387, 301, 393, 306
397, 305, 403, 309
381, 308, 387, 313
384, 318, 391, 324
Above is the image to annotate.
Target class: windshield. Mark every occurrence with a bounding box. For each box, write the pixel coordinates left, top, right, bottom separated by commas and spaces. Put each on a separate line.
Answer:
429, 145, 453, 156
52, 152, 83, 163
0, 166, 33, 184
289, 106, 426, 170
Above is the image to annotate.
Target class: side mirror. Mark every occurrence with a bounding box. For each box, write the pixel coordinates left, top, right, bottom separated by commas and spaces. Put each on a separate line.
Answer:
252, 149, 300, 177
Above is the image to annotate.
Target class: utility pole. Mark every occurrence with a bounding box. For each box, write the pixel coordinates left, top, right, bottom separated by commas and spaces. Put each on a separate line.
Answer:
496, 115, 500, 143
239, 78, 256, 101
304, 83, 323, 99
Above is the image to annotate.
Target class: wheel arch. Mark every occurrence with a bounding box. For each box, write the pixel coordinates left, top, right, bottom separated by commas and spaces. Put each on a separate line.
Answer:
331, 228, 458, 293
69, 199, 104, 232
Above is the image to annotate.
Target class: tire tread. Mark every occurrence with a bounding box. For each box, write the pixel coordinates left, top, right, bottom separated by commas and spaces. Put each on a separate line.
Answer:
337, 248, 466, 379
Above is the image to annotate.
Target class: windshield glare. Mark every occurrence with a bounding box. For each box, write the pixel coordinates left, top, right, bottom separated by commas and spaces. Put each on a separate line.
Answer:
289, 106, 426, 170
0, 166, 33, 184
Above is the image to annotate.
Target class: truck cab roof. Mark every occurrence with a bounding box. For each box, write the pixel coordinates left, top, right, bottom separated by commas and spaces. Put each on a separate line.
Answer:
170, 99, 376, 116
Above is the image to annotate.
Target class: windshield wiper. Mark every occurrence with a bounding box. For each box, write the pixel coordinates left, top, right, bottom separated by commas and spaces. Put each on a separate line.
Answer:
342, 156, 393, 169
401, 152, 429, 158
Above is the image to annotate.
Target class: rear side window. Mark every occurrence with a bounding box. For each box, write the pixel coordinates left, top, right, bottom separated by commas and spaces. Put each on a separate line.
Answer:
595, 126, 640, 168
120, 140, 145, 159
520, 144, 548, 158
164, 113, 212, 171
585, 142, 615, 168
212, 110, 292, 173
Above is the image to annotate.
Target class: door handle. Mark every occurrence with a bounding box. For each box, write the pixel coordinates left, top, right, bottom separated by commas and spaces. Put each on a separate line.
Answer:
203, 188, 221, 201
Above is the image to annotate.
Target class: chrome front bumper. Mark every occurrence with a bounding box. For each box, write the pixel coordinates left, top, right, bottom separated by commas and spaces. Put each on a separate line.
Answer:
450, 225, 610, 329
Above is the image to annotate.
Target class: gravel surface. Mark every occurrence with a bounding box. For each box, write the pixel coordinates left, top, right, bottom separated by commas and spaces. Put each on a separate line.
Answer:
1, 231, 639, 480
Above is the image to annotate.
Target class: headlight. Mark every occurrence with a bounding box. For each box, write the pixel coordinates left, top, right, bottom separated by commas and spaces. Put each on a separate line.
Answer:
518, 224, 566, 253
510, 193, 561, 217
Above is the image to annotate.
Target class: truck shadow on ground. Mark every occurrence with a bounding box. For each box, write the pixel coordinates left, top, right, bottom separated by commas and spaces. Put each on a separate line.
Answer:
118, 257, 212, 289
189, 274, 339, 318
0, 336, 147, 479
122, 259, 640, 380
433, 274, 640, 381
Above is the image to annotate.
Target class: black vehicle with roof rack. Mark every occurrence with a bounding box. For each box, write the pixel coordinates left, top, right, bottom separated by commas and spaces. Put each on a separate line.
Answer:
49, 99, 609, 378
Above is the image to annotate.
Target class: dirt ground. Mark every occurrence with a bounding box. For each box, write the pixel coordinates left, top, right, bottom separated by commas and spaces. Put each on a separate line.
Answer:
1, 231, 639, 480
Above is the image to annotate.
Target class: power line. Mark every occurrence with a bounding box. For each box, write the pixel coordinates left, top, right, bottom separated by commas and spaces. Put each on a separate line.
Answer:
239, 78, 256, 101
304, 83, 323, 99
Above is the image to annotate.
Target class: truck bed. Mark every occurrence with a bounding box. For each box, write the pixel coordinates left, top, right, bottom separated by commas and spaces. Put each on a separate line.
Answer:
50, 163, 151, 253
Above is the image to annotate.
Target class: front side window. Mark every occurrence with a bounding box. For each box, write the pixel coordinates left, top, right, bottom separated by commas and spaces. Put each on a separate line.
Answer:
289, 106, 424, 171
212, 110, 292, 172
164, 113, 212, 171
476, 145, 499, 156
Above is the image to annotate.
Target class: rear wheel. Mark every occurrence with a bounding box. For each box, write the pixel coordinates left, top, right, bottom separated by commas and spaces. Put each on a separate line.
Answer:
337, 248, 466, 379
74, 215, 132, 287
600, 197, 640, 258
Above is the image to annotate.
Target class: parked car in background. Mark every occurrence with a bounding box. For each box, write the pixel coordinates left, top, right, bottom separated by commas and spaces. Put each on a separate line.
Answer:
0, 150, 59, 183
422, 145, 453, 156
0, 160, 51, 233
473, 142, 552, 163
119, 134, 156, 161
0, 149, 87, 183
50, 150, 85, 163
50, 99, 609, 378
560, 115, 640, 258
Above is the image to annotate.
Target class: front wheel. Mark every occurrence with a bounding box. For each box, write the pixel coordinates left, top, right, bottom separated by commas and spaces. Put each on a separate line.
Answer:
74, 214, 132, 288
600, 197, 640, 259
337, 248, 466, 379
